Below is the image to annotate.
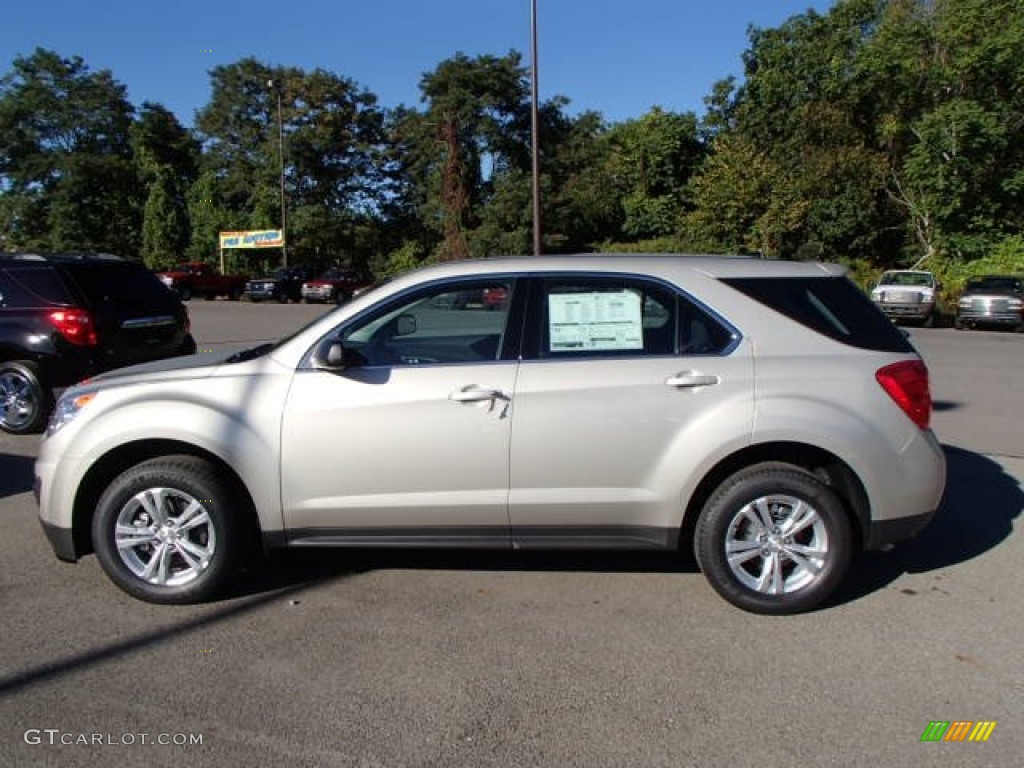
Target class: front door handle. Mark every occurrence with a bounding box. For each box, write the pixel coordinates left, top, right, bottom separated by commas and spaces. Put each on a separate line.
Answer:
666, 371, 720, 389
449, 386, 509, 403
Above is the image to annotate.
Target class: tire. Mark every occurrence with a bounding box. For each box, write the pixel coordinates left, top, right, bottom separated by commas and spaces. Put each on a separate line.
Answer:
178, 286, 192, 302
694, 462, 853, 615
954, 316, 965, 331
335, 291, 349, 305
923, 310, 936, 328
0, 361, 52, 435
228, 286, 242, 301
91, 456, 247, 604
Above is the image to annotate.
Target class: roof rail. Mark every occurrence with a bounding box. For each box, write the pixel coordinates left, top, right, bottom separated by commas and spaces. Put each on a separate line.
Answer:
0, 252, 125, 262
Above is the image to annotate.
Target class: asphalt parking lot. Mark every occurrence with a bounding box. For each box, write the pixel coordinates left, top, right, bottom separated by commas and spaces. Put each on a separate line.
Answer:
1, 301, 1021, 767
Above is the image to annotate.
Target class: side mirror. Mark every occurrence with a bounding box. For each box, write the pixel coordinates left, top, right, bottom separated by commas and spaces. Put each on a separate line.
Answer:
378, 313, 417, 339
394, 313, 417, 337
313, 339, 350, 370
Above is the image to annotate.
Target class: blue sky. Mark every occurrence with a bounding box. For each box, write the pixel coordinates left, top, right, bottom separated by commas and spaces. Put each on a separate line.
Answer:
3, 0, 834, 127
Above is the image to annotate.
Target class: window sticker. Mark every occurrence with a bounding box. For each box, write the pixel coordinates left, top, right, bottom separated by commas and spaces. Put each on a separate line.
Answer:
548, 290, 643, 351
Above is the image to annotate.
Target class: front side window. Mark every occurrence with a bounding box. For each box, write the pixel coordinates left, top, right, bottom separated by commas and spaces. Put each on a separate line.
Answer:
337, 279, 516, 366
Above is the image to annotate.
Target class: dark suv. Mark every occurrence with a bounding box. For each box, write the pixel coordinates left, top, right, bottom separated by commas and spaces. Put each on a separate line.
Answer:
0, 253, 196, 433
955, 275, 1024, 332
244, 265, 315, 303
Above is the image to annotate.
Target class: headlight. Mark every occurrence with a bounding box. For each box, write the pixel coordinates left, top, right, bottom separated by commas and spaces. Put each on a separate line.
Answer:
46, 389, 97, 437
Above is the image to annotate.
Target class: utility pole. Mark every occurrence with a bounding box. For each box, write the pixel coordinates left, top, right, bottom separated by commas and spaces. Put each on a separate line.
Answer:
268, 79, 288, 267
530, 0, 542, 255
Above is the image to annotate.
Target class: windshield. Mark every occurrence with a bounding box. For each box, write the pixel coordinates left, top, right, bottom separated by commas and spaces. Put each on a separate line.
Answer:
965, 276, 1022, 294
879, 272, 934, 287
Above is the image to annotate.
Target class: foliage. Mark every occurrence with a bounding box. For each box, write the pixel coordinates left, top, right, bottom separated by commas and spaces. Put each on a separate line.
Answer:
2, 3, 1022, 273
193, 58, 388, 267
0, 48, 140, 255
376, 240, 432, 279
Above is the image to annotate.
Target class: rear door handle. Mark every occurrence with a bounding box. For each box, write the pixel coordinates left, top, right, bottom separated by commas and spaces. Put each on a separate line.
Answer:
449, 386, 509, 403
666, 371, 720, 389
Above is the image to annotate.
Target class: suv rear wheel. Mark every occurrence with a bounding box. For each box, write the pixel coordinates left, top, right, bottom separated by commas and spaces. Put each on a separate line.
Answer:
695, 462, 853, 614
0, 361, 51, 434
92, 456, 245, 604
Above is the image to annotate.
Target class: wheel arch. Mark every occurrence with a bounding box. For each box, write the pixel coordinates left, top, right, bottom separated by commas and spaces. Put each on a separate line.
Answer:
681, 441, 869, 551
71, 439, 263, 559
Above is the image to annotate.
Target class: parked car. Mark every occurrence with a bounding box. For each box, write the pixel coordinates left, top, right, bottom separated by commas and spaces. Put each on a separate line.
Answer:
870, 269, 941, 326
0, 252, 195, 434
157, 262, 249, 301
955, 275, 1024, 332
34, 255, 944, 614
301, 268, 374, 304
244, 265, 315, 303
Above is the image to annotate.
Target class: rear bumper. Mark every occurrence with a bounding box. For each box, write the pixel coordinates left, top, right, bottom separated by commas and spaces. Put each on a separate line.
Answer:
865, 509, 936, 549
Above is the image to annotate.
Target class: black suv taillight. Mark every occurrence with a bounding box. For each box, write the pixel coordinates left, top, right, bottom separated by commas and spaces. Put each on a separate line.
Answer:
875, 360, 931, 430
48, 309, 99, 346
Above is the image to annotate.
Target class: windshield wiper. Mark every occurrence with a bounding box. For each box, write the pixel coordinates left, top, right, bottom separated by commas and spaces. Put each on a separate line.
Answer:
225, 343, 274, 363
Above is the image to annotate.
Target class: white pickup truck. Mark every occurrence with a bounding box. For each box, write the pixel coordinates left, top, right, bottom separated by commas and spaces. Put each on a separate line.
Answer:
870, 270, 940, 326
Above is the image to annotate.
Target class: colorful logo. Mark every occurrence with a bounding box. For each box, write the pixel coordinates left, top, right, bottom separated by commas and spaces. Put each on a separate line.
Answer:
920, 721, 996, 742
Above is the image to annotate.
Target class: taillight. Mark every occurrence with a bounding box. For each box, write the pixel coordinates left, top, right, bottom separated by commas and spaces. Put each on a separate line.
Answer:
875, 360, 931, 430
48, 309, 99, 346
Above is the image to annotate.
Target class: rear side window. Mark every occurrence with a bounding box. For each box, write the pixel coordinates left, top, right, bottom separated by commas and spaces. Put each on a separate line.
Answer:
723, 276, 914, 353
526, 276, 734, 359
60, 263, 177, 308
0, 267, 72, 306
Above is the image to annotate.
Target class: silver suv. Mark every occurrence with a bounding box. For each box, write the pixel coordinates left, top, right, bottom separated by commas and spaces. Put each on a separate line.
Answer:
34, 256, 945, 614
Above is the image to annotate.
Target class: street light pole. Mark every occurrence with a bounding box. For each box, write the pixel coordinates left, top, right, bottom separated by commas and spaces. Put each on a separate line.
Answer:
530, 0, 542, 255
268, 79, 288, 267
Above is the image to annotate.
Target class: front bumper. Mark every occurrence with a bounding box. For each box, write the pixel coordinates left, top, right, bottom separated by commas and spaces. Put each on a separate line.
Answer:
245, 285, 279, 301
875, 302, 935, 320
302, 287, 334, 302
40, 520, 78, 562
957, 310, 1022, 326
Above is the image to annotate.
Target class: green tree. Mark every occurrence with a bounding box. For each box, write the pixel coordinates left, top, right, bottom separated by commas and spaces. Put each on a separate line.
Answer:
0, 48, 140, 255
604, 107, 704, 240
133, 103, 198, 266
141, 166, 189, 268
193, 58, 387, 267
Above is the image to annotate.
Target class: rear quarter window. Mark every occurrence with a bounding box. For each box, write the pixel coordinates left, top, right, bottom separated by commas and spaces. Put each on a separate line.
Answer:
722, 276, 914, 353
60, 263, 178, 309
1, 267, 73, 306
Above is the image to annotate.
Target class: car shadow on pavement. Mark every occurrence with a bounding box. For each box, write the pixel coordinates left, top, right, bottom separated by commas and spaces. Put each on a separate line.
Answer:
224, 547, 695, 601
834, 444, 1023, 606
0, 453, 35, 499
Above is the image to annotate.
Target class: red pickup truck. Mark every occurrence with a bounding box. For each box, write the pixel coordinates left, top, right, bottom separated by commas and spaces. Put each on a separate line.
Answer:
157, 262, 249, 301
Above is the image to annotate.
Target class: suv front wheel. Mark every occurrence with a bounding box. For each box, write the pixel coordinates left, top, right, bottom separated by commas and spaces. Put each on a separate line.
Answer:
92, 456, 245, 604
0, 361, 51, 434
695, 462, 853, 614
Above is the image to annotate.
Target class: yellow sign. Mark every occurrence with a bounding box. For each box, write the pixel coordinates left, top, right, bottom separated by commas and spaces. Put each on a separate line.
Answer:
219, 230, 284, 249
